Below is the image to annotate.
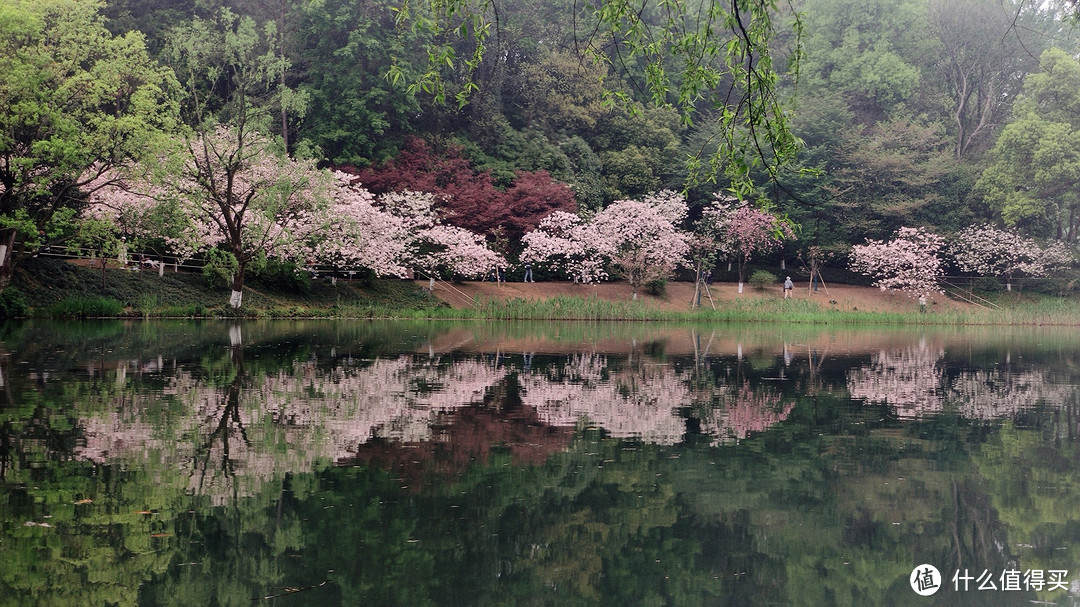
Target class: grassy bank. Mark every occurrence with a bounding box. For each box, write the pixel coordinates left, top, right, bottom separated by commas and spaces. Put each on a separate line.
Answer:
391, 293, 1080, 325
5, 257, 445, 319
6, 257, 1080, 324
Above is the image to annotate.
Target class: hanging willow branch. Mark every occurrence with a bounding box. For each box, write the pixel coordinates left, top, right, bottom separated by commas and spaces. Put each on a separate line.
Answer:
388, 0, 804, 198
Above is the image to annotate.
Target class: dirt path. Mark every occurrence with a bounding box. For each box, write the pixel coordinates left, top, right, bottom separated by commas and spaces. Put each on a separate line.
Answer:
423, 278, 975, 314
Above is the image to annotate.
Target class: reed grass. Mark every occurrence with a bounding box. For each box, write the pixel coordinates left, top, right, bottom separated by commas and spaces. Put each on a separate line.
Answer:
364, 294, 1080, 326
46, 295, 125, 318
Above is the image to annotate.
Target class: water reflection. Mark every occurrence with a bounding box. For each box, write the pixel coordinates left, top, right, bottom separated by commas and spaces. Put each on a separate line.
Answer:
2, 320, 1080, 606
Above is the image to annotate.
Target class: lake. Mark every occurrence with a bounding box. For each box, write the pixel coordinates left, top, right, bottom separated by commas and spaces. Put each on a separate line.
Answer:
1, 319, 1079, 606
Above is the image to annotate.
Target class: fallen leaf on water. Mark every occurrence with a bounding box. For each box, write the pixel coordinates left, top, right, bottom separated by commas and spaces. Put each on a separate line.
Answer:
23, 521, 52, 528
151, 533, 172, 538
135, 511, 154, 515
74, 499, 93, 505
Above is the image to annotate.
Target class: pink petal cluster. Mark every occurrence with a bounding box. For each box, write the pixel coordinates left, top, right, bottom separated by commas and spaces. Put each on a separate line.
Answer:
849, 226, 945, 297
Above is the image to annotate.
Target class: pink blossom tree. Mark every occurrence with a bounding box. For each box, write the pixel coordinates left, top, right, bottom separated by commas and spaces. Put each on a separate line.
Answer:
175, 126, 331, 308
951, 224, 1073, 291
85, 126, 330, 308
376, 190, 505, 285
687, 194, 738, 306
322, 184, 504, 286
849, 226, 945, 298
314, 173, 412, 277
521, 192, 690, 298
716, 199, 797, 293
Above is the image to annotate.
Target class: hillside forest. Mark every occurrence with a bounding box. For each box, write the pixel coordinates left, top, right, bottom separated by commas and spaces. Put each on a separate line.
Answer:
4, 0, 1080, 306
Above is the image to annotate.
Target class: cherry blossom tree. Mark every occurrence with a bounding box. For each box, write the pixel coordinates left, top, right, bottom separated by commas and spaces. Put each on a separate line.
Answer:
716, 199, 797, 293
314, 172, 411, 277
321, 182, 504, 286
169, 125, 330, 308
86, 126, 329, 308
590, 196, 690, 298
849, 226, 946, 298
951, 224, 1073, 291
521, 192, 690, 298
687, 194, 738, 307
376, 190, 505, 285
520, 211, 606, 283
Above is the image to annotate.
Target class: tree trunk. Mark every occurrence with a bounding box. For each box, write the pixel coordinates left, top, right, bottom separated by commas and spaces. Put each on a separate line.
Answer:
229, 269, 245, 309
690, 262, 702, 308
0, 228, 17, 294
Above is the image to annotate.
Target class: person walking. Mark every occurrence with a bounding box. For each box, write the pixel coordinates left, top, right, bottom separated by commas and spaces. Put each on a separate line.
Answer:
783, 276, 794, 299
523, 262, 534, 283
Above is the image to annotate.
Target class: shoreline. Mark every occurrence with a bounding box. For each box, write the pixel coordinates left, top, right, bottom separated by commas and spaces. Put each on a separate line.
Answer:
5, 257, 1080, 325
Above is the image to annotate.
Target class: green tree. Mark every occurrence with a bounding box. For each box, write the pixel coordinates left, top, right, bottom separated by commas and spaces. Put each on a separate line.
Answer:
292, 0, 423, 164
799, 0, 930, 123
926, 0, 1039, 160
976, 48, 1080, 245
0, 0, 179, 290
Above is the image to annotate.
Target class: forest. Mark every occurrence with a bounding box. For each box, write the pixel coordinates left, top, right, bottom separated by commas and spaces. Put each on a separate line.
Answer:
3, 0, 1080, 308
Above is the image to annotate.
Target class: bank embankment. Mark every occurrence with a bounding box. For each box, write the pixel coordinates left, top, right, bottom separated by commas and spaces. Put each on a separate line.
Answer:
4, 257, 1080, 324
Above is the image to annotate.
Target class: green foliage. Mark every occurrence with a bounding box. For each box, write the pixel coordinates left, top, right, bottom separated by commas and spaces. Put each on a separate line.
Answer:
0, 287, 28, 317
749, 270, 778, 291
201, 249, 239, 288
293, 0, 422, 163
249, 258, 312, 294
0, 0, 179, 253
977, 49, 1080, 244
46, 295, 124, 318
645, 278, 667, 297
394, 0, 803, 196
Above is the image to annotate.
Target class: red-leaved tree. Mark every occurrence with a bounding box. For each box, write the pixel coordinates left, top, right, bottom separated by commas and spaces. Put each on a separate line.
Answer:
341, 138, 575, 240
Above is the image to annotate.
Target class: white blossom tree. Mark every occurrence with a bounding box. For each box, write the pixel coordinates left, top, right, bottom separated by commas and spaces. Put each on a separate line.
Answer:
520, 211, 607, 283
849, 227, 946, 299
590, 197, 690, 298
951, 224, 1073, 291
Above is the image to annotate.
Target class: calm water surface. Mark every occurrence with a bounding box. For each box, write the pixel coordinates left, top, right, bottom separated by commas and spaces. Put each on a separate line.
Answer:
2, 319, 1080, 606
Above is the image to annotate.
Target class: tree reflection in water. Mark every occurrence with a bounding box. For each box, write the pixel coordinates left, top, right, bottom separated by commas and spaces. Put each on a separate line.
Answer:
2, 321, 1080, 606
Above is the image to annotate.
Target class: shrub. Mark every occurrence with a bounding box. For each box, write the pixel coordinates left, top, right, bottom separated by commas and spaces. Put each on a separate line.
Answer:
250, 258, 313, 294
0, 287, 28, 318
645, 279, 667, 297
749, 270, 777, 291
202, 248, 239, 288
